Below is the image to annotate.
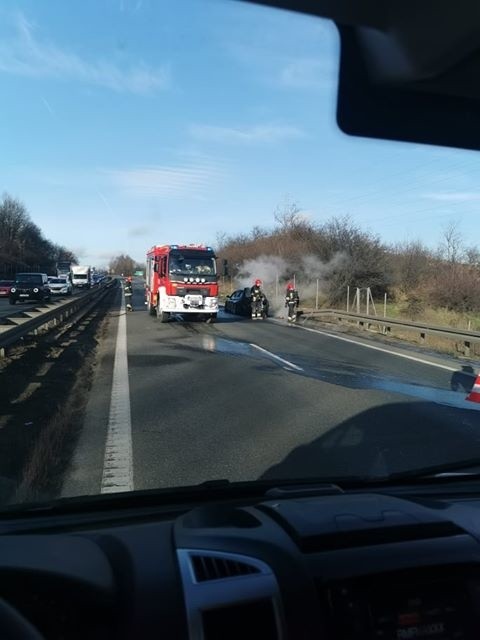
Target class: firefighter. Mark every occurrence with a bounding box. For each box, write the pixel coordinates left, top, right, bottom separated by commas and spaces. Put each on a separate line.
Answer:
285, 282, 300, 323
250, 279, 265, 319
125, 276, 133, 311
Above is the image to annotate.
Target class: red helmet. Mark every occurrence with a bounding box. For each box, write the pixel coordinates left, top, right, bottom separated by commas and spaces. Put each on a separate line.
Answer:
255, 279, 262, 286
286, 283, 294, 290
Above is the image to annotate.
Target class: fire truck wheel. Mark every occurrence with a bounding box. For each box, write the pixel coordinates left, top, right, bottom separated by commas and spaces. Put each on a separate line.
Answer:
148, 302, 156, 316
157, 308, 170, 323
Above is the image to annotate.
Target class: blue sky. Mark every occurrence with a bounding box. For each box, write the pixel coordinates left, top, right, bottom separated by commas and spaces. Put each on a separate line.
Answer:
1, 0, 480, 267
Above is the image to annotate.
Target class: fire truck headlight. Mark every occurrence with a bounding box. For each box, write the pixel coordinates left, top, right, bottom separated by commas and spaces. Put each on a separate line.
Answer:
167, 297, 176, 308
205, 297, 218, 309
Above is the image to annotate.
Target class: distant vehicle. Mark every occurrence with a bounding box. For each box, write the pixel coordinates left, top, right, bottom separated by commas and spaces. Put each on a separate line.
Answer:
0, 280, 14, 297
47, 276, 73, 296
92, 272, 104, 285
224, 288, 270, 317
9, 273, 51, 305
71, 265, 92, 289
56, 260, 72, 281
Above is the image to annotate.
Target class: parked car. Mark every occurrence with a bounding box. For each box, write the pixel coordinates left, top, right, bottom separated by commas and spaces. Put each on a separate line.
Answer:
0, 280, 14, 297
47, 276, 73, 296
9, 273, 51, 305
224, 287, 270, 317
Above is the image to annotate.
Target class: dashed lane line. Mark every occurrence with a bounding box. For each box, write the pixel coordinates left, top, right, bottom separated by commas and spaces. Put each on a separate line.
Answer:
10, 382, 42, 405
249, 343, 304, 372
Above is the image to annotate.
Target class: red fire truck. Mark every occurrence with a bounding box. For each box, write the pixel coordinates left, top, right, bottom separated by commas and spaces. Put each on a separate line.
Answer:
145, 244, 218, 322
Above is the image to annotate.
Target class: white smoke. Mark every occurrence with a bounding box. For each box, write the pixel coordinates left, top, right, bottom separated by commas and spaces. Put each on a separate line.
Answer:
234, 253, 347, 316
236, 255, 289, 290
298, 253, 347, 300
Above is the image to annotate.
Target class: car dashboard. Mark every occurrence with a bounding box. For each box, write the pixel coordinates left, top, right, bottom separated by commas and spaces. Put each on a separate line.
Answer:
1, 485, 480, 639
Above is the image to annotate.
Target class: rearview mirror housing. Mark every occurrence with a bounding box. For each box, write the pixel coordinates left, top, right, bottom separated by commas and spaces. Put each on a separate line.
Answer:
336, 24, 480, 152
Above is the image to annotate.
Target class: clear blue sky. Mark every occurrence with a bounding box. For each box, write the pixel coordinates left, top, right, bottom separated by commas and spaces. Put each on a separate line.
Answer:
1, 0, 479, 268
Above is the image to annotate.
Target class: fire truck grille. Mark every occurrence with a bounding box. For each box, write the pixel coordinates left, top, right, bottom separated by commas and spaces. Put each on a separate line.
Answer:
176, 288, 210, 297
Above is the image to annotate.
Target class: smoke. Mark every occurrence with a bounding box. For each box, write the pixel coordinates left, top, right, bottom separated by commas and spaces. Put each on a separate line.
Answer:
234, 253, 347, 316
236, 255, 289, 290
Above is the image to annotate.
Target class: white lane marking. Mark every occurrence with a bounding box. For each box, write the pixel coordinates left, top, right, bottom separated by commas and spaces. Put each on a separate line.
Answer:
101, 294, 133, 494
295, 323, 462, 373
249, 343, 303, 372
10, 382, 42, 404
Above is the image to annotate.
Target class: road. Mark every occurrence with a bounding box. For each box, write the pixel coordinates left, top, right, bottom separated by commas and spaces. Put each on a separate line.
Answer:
62, 282, 480, 497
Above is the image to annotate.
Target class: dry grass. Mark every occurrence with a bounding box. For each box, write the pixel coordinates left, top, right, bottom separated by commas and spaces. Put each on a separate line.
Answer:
382, 301, 480, 331
13, 313, 110, 503
15, 378, 89, 502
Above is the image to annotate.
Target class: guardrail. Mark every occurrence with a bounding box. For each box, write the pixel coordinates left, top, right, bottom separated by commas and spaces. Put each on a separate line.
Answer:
0, 279, 117, 357
301, 309, 480, 357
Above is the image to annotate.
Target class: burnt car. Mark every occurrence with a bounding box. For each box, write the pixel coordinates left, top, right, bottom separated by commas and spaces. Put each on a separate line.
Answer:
224, 287, 270, 317
0, 280, 14, 297
9, 273, 51, 305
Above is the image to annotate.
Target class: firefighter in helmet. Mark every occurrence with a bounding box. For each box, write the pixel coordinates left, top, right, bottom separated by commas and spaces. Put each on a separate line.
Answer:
250, 279, 265, 319
285, 282, 300, 323
124, 276, 134, 311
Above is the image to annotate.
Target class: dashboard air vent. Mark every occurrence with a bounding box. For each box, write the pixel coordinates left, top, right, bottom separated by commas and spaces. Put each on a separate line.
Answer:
191, 554, 260, 582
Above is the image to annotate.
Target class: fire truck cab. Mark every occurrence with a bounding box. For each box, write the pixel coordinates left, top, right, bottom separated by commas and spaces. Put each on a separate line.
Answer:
145, 244, 219, 322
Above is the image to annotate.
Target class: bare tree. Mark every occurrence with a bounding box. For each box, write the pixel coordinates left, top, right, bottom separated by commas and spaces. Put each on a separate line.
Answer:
390, 240, 432, 293
0, 194, 78, 275
439, 220, 464, 264
0, 194, 30, 261
273, 195, 303, 231
465, 246, 480, 267
109, 254, 137, 275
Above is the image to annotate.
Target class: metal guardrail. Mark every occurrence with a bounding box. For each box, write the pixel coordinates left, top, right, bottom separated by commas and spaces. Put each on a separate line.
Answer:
0, 279, 116, 357
302, 309, 480, 357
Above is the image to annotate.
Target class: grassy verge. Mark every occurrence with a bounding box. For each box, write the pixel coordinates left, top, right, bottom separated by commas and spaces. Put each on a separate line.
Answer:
14, 336, 100, 503
0, 292, 115, 505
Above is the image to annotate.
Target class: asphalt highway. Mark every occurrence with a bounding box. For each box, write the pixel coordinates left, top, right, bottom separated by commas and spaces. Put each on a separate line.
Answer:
62, 283, 480, 498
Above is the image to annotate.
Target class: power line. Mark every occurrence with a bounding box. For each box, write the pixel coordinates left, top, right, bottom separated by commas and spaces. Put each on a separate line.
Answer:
322, 154, 480, 214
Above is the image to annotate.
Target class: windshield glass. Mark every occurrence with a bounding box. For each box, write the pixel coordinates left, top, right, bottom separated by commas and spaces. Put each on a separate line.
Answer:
1, 0, 480, 508
15, 274, 42, 284
169, 253, 216, 276
48, 278, 64, 284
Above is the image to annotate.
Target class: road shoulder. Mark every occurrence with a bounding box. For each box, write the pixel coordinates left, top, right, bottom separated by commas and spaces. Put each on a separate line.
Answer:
61, 288, 121, 498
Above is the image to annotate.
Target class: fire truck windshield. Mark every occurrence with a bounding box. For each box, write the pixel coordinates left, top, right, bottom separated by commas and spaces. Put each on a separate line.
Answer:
168, 253, 216, 276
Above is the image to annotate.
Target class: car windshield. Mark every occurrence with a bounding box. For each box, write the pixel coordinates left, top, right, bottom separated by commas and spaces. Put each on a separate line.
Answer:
15, 274, 42, 284
169, 254, 216, 276
1, 0, 480, 509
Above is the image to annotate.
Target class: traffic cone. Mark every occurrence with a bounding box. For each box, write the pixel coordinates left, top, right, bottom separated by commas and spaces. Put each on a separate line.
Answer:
466, 372, 480, 403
